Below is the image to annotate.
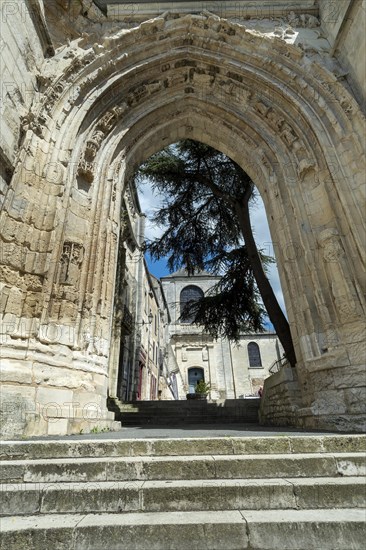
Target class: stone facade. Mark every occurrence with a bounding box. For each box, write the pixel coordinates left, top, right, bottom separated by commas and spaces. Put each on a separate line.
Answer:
135, 268, 173, 402
0, 1, 365, 437
161, 270, 283, 400
107, 182, 173, 405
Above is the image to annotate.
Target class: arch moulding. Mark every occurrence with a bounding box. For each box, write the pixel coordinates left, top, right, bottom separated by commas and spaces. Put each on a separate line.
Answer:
0, 12, 365, 437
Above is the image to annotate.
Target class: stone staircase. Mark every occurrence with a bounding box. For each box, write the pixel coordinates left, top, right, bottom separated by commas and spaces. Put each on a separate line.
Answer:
0, 434, 365, 549
113, 398, 260, 426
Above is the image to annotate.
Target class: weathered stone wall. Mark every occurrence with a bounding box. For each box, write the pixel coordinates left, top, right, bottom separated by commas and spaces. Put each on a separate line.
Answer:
0, 2, 117, 438
0, 6, 365, 437
319, 0, 366, 109
259, 366, 302, 427
106, 0, 320, 22
0, 0, 52, 207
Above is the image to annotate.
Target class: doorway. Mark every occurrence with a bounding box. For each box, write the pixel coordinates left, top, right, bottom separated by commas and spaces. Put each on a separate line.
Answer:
188, 367, 204, 394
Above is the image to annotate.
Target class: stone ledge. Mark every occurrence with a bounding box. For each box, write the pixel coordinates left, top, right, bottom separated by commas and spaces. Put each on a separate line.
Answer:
1, 434, 365, 460
0, 509, 364, 550
1, 477, 364, 515
1, 452, 364, 484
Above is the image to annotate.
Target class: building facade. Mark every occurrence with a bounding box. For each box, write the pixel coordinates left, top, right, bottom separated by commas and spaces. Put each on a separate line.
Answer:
133, 268, 174, 402
106, 180, 174, 410
161, 270, 284, 401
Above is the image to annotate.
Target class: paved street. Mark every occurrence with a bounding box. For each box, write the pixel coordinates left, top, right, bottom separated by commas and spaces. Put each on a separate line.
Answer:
23, 423, 342, 441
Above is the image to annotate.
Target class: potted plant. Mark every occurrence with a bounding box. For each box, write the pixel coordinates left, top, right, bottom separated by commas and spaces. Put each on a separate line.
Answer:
194, 380, 211, 400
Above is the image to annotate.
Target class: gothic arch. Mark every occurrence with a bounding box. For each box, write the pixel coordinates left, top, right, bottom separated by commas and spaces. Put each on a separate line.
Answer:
1, 12, 365, 436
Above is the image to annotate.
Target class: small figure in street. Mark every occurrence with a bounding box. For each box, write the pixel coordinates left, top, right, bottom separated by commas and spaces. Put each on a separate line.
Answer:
258, 386, 263, 398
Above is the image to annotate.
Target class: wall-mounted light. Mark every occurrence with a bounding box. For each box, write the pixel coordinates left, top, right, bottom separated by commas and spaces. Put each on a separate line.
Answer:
136, 311, 153, 327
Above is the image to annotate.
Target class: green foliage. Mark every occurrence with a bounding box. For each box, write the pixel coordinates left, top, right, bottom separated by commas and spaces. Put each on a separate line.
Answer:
181, 247, 268, 341
90, 426, 110, 434
195, 380, 211, 395
136, 139, 272, 340
138, 140, 254, 275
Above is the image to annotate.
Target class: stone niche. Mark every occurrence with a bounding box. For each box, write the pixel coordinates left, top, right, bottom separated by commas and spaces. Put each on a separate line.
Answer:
59, 241, 84, 286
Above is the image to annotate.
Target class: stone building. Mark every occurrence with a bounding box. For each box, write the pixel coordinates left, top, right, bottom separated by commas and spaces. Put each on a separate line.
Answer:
161, 270, 283, 400
0, 1, 365, 437
108, 182, 173, 406
133, 266, 173, 402
108, 180, 144, 404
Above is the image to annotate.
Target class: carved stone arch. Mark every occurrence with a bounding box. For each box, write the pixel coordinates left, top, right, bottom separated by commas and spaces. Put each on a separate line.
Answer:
129, 112, 307, 351
1, 12, 365, 437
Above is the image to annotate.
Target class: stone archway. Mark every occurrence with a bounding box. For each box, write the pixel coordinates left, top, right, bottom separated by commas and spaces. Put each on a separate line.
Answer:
1, 12, 365, 437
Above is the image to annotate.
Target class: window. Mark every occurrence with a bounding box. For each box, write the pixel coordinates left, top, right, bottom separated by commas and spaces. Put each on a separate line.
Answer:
248, 342, 262, 368
180, 285, 204, 323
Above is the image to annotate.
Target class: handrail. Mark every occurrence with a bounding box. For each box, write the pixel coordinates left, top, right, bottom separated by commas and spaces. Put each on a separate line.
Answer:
269, 356, 290, 374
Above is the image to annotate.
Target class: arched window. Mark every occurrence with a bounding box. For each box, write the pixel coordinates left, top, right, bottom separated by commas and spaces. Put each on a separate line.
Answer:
248, 342, 262, 368
180, 285, 204, 323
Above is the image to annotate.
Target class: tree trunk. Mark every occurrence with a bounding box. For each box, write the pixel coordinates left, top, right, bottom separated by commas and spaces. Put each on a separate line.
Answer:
235, 199, 297, 367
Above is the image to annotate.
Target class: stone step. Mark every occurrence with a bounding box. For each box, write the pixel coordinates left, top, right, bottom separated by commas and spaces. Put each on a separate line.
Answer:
2, 436, 365, 548
117, 399, 261, 424
1, 477, 364, 516
1, 435, 364, 461
1, 453, 364, 483
121, 415, 258, 425
1, 509, 364, 550
121, 403, 259, 409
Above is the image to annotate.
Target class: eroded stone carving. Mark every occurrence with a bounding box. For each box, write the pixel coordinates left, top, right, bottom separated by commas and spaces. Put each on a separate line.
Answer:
287, 12, 320, 28
125, 187, 137, 219
297, 159, 316, 181
281, 122, 298, 147
20, 112, 45, 139
99, 105, 127, 133
60, 241, 84, 285
77, 159, 95, 183
320, 80, 356, 118
84, 130, 104, 161
273, 27, 297, 41
318, 229, 364, 322
254, 101, 270, 117
254, 101, 299, 149
43, 82, 65, 115
77, 105, 128, 185
267, 109, 285, 131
